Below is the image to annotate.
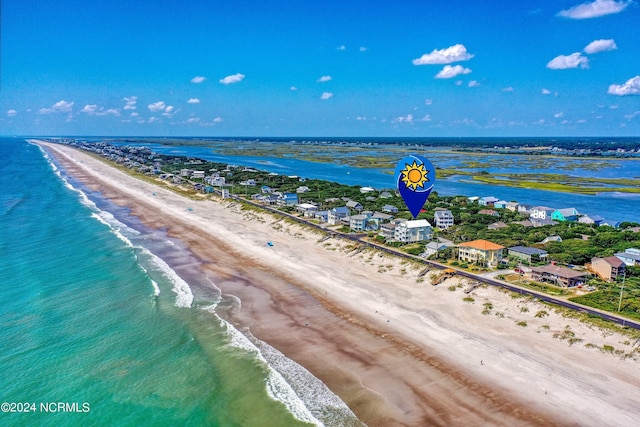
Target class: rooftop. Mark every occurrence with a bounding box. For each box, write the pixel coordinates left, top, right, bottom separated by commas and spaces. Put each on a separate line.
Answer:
458, 239, 505, 251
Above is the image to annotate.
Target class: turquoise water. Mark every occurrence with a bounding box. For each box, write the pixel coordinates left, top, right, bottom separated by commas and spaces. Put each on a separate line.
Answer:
0, 139, 358, 426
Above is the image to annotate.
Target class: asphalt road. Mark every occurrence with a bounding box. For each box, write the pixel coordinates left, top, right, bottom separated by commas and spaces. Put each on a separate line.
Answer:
235, 195, 640, 331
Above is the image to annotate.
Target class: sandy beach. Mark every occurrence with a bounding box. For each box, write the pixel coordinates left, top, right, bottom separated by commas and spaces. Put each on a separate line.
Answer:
38, 141, 640, 427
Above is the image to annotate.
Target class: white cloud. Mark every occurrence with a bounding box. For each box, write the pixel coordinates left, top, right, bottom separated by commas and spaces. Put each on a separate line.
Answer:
148, 101, 166, 112
546, 52, 589, 69
148, 117, 160, 123
162, 106, 175, 117
186, 117, 201, 123
81, 104, 98, 114
502, 86, 514, 92
320, 92, 333, 100
191, 76, 207, 83
7, 109, 18, 117
213, 117, 223, 123
394, 114, 414, 123
290, 86, 298, 91
82, 104, 120, 116
39, 100, 74, 114
317, 75, 332, 82
608, 75, 640, 96
187, 98, 201, 104
123, 96, 137, 110
420, 115, 431, 122
468, 80, 481, 87
558, 0, 631, 19
359, 46, 368, 52
435, 65, 471, 79
412, 44, 474, 65
219, 73, 245, 84
583, 39, 617, 54
542, 88, 552, 95
130, 112, 139, 117
554, 112, 565, 118
425, 99, 433, 105
337, 45, 346, 51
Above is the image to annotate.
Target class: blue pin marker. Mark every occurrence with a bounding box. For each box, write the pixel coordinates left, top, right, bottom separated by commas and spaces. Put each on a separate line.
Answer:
394, 154, 436, 219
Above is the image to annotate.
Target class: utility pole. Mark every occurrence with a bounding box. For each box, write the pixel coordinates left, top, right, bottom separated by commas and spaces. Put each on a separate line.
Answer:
617, 270, 626, 312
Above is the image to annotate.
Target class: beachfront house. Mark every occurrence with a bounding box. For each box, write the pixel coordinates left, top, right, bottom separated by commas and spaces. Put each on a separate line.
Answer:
328, 206, 350, 225
380, 222, 397, 240
423, 240, 455, 258
349, 214, 369, 232
591, 256, 625, 282
314, 210, 329, 223
350, 212, 382, 232
529, 264, 588, 288
457, 239, 505, 267
615, 248, 640, 266
508, 246, 549, 264
278, 193, 299, 206
434, 209, 455, 229
296, 203, 318, 218
394, 219, 433, 243
551, 208, 580, 222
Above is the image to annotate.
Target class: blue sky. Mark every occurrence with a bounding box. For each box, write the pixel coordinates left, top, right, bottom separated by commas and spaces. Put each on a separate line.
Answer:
2, 0, 639, 137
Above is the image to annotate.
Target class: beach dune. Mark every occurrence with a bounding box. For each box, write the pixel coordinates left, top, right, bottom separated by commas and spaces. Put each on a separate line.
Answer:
38, 141, 640, 427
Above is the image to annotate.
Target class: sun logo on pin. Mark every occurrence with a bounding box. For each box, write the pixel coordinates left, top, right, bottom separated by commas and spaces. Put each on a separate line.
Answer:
400, 161, 429, 191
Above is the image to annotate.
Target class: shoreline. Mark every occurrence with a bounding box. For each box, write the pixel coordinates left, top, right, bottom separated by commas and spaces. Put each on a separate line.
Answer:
36, 140, 640, 426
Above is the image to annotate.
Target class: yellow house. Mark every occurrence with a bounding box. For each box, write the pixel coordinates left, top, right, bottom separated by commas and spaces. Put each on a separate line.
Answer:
458, 239, 505, 267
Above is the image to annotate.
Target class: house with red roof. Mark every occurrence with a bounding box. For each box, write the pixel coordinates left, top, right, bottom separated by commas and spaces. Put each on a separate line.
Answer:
457, 239, 505, 267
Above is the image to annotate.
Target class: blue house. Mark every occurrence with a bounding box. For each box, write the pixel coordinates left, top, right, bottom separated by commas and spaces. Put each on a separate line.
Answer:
551, 208, 579, 222
615, 248, 640, 266
494, 200, 509, 209
479, 196, 499, 207
278, 193, 299, 206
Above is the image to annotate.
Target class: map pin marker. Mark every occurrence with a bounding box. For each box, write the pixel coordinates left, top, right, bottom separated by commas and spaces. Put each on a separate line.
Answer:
394, 154, 436, 219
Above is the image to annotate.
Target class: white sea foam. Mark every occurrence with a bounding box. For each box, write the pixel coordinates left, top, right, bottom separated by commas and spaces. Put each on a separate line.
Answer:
44, 152, 191, 307
137, 246, 193, 308
150, 279, 161, 296
203, 304, 361, 426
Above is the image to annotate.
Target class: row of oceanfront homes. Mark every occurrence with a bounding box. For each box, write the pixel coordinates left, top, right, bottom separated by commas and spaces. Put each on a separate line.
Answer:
57, 139, 640, 290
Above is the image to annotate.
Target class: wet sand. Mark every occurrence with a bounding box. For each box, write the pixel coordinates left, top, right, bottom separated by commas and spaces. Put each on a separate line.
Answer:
38, 141, 640, 427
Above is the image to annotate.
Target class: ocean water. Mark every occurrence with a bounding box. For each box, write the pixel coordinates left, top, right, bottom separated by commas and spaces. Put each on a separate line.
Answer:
0, 138, 359, 426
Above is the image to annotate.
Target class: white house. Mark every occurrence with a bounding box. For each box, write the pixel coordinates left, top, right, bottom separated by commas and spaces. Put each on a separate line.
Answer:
530, 206, 555, 220
434, 209, 454, 229
296, 203, 318, 217
394, 219, 433, 243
